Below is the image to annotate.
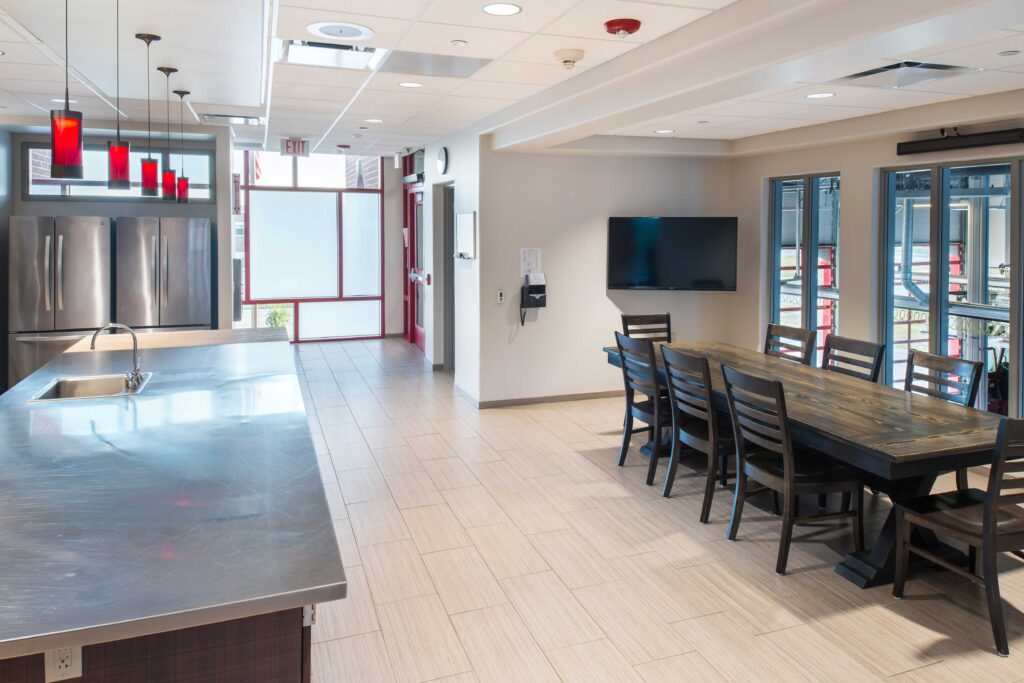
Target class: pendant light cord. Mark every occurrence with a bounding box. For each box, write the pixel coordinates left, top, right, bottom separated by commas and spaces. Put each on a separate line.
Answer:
63, 0, 69, 108
165, 75, 170, 159
115, 0, 120, 140
179, 97, 185, 169
146, 42, 151, 159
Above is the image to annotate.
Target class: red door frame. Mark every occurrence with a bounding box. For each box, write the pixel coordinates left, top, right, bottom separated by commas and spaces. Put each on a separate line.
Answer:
402, 153, 426, 351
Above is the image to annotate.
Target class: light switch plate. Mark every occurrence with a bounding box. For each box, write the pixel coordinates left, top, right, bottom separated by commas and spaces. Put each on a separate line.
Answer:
44, 646, 82, 681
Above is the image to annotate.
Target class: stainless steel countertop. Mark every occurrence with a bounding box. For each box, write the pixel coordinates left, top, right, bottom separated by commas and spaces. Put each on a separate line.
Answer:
0, 341, 346, 659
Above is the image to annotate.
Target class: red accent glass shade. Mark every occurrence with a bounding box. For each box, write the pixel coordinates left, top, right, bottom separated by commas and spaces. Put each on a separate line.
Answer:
162, 169, 177, 201
49, 109, 83, 179
141, 158, 159, 196
176, 176, 189, 203
107, 140, 130, 189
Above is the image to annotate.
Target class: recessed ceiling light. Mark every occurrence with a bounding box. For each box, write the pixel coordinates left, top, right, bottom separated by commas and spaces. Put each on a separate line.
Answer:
398, 81, 423, 88
0, 51, 6, 57
654, 129, 675, 134
365, 118, 383, 123
806, 92, 835, 99
51, 98, 78, 104
450, 39, 469, 47
307, 21, 374, 41
482, 3, 522, 16
999, 49, 1021, 57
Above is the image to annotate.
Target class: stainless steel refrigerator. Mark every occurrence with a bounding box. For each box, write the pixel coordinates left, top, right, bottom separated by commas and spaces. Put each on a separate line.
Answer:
115, 217, 212, 330
8, 216, 112, 385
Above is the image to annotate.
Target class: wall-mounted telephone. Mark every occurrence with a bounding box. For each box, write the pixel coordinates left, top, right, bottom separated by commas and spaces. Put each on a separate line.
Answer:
520, 272, 546, 325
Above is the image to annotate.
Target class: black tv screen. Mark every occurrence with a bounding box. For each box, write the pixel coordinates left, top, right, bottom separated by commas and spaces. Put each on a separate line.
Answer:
607, 217, 737, 291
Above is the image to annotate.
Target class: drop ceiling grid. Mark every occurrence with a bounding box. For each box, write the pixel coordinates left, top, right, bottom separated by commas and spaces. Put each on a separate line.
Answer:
272, 0, 727, 153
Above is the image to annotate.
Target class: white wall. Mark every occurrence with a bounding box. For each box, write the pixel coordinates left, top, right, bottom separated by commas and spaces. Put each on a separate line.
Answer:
382, 161, 404, 335
476, 142, 733, 403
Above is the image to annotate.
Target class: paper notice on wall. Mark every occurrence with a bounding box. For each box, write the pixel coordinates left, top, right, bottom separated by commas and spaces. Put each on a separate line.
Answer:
521, 248, 542, 276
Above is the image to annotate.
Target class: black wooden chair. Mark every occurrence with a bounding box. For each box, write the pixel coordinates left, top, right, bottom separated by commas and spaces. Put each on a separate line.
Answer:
764, 323, 816, 365
722, 364, 865, 575
905, 349, 984, 491
615, 332, 671, 486
660, 346, 732, 522
894, 417, 1024, 657
821, 335, 885, 383
621, 313, 671, 344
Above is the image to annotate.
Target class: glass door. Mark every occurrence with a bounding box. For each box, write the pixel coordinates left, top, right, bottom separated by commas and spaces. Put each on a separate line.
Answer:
408, 191, 426, 352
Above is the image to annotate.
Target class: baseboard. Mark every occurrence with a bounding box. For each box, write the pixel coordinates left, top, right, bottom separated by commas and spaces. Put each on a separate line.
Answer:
478, 389, 624, 409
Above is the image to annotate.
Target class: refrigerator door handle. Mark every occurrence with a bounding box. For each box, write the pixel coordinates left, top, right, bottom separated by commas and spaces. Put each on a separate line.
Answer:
152, 235, 159, 303
56, 233, 64, 310
43, 233, 51, 312
162, 236, 169, 308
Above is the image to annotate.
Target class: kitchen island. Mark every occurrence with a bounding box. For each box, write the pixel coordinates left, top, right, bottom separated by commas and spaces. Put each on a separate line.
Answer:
0, 338, 345, 682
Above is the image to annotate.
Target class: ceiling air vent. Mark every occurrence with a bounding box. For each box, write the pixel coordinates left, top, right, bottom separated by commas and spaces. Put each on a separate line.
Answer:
834, 61, 978, 89
202, 114, 265, 126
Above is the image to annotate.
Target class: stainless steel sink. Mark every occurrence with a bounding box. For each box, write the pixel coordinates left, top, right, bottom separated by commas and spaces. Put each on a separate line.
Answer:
29, 372, 153, 402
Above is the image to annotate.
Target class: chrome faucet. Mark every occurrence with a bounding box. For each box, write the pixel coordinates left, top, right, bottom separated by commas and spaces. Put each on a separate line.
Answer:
91, 323, 144, 390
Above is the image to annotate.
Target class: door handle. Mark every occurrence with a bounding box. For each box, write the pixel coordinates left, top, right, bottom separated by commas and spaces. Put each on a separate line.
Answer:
56, 233, 64, 310
43, 233, 51, 312
408, 271, 424, 283
152, 235, 159, 303
162, 236, 169, 307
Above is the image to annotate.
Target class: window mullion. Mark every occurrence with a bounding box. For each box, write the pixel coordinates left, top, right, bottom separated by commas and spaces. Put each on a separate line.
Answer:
929, 165, 947, 358
803, 177, 817, 332
1010, 161, 1023, 418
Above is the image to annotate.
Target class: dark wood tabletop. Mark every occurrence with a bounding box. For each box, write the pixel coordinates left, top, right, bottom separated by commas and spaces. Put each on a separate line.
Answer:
604, 340, 1004, 587
605, 341, 1002, 480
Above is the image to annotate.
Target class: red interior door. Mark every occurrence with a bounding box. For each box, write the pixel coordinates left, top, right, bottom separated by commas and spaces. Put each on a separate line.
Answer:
407, 191, 426, 351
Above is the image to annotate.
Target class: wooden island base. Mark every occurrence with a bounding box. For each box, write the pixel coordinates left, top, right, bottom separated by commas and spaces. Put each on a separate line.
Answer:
0, 609, 310, 683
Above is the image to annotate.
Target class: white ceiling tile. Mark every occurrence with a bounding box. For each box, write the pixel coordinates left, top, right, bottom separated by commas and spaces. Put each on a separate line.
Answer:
271, 96, 349, 112
421, 0, 581, 33
356, 89, 443, 107
644, 0, 737, 8
0, 62, 65, 82
450, 79, 545, 99
0, 41, 53, 65
272, 80, 356, 102
893, 29, 1022, 67
279, 0, 430, 20
269, 107, 339, 122
275, 6, 409, 48
501, 33, 633, 67
755, 83, 966, 109
472, 59, 584, 85
441, 94, 513, 111
416, 106, 488, 121
274, 63, 369, 89
398, 22, 530, 60
542, 0, 710, 44
904, 68, 1024, 96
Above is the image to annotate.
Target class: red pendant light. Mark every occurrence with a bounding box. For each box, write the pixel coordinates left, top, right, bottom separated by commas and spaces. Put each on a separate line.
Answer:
158, 66, 177, 201
50, 0, 83, 179
174, 89, 190, 204
107, 0, 129, 189
135, 33, 161, 196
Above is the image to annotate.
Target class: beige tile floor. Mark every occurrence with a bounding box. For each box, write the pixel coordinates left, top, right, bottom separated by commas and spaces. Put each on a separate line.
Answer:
299, 338, 1024, 683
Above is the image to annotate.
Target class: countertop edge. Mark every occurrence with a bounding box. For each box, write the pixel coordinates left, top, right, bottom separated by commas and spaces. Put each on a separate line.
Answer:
0, 581, 347, 661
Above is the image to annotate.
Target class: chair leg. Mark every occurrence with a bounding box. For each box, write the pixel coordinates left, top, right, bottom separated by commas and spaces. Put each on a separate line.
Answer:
662, 431, 681, 498
719, 450, 729, 487
853, 485, 864, 553
776, 493, 796, 576
699, 448, 716, 524
617, 411, 633, 467
955, 467, 969, 492
982, 544, 1010, 657
771, 491, 780, 515
968, 545, 978, 576
840, 491, 851, 513
727, 472, 747, 541
645, 425, 661, 486
892, 508, 909, 599
817, 493, 827, 510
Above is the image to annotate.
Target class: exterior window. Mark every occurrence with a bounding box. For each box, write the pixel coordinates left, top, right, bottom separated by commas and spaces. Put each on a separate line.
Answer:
883, 162, 1016, 416
770, 174, 841, 364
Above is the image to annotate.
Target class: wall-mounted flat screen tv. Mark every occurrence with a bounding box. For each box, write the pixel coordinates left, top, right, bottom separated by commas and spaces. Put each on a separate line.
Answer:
607, 217, 738, 291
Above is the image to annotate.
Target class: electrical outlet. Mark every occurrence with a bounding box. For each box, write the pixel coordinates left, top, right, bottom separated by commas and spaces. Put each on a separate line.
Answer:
44, 646, 82, 681
496, 289, 505, 304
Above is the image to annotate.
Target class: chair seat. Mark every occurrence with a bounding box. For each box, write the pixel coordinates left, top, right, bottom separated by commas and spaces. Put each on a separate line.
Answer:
745, 451, 858, 486
900, 488, 1024, 536
630, 396, 671, 424
675, 417, 732, 445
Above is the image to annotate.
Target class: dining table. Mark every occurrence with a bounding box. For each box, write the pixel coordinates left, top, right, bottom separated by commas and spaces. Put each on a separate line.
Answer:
604, 340, 1004, 588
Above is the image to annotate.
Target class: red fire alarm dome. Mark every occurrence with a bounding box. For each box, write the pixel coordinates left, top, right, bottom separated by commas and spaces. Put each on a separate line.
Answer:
605, 18, 641, 38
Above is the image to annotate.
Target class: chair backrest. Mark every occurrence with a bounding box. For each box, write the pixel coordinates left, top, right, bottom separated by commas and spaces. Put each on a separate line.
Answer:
764, 323, 816, 365
985, 418, 1024, 532
721, 364, 795, 478
615, 331, 660, 398
661, 346, 715, 451
904, 349, 983, 407
821, 334, 885, 383
622, 313, 671, 344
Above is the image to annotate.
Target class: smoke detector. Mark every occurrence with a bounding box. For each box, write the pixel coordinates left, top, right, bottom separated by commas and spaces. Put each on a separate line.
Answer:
554, 48, 585, 70
604, 18, 641, 38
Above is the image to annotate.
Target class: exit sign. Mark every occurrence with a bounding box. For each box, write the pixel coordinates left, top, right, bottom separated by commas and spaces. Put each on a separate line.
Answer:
281, 138, 309, 157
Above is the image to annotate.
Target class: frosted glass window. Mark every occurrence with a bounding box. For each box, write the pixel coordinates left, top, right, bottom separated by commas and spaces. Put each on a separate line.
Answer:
297, 154, 348, 188
342, 192, 382, 297
298, 300, 381, 339
180, 153, 213, 199
251, 150, 294, 187
248, 190, 339, 300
